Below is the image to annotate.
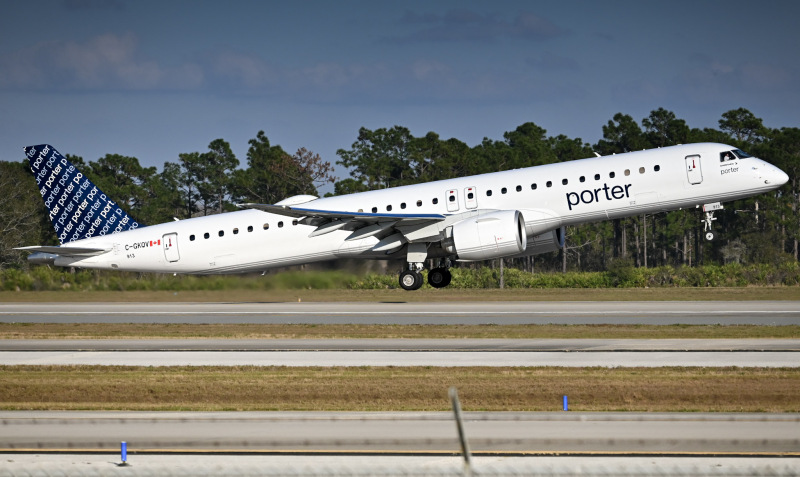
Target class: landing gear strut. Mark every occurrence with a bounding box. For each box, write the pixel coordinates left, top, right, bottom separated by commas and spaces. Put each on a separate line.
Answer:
399, 243, 427, 291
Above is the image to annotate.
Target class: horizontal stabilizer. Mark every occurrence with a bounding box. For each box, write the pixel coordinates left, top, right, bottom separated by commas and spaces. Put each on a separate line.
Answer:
14, 245, 110, 257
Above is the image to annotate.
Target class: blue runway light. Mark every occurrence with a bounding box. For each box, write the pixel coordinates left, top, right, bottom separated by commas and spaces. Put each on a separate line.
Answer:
563, 395, 568, 411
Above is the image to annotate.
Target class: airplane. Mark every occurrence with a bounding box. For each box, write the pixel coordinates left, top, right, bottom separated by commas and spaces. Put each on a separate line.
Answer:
16, 142, 789, 290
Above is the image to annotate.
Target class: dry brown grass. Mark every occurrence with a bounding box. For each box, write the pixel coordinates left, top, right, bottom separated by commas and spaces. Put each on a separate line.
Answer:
1, 366, 797, 412
1, 323, 798, 339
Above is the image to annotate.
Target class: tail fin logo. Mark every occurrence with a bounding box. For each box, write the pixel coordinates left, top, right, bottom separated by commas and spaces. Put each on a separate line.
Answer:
25, 144, 143, 244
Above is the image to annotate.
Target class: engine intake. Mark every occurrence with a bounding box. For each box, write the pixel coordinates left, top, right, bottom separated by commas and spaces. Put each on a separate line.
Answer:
443, 210, 527, 261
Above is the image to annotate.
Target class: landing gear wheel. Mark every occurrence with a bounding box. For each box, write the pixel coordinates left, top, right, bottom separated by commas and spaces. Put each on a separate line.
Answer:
427, 267, 452, 288
399, 270, 423, 291
705, 231, 715, 241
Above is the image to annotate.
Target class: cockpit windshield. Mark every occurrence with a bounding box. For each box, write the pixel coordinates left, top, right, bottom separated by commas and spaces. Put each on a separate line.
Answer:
720, 149, 752, 162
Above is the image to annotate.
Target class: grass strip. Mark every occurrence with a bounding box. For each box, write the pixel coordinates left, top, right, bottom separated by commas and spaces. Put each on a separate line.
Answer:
1, 323, 799, 339
3, 287, 800, 303
1, 366, 798, 412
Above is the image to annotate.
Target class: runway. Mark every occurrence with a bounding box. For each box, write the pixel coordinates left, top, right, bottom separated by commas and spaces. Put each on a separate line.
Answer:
2, 339, 798, 366
2, 411, 798, 453
3, 300, 799, 366
2, 301, 799, 475
5, 338, 799, 351
3, 455, 799, 477
2, 300, 800, 324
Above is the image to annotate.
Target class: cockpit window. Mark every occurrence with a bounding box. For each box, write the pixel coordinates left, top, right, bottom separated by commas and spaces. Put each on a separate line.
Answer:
721, 149, 752, 162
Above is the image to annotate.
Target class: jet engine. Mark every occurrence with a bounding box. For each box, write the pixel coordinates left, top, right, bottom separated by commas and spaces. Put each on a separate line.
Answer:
442, 210, 527, 261
507, 226, 566, 258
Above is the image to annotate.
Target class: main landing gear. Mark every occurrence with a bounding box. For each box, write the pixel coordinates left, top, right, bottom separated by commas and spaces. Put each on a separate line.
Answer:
398, 256, 453, 291
427, 264, 452, 288
398, 266, 453, 290
399, 268, 424, 291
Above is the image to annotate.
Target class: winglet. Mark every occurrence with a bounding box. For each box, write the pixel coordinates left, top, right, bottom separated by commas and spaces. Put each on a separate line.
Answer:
25, 144, 143, 244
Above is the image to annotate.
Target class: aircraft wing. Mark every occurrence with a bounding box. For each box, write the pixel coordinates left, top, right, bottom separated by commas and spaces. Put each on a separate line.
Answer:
239, 203, 447, 240
240, 203, 446, 222
14, 245, 111, 256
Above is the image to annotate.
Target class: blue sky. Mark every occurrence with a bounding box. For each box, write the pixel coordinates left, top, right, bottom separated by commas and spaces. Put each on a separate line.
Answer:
1, 0, 798, 192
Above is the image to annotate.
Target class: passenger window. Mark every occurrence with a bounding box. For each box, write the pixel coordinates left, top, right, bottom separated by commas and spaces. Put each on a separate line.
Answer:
624, 169, 630, 176
501, 187, 507, 194
247, 226, 253, 232
546, 181, 552, 188
190, 234, 195, 241
204, 232, 210, 239
467, 192, 474, 199
218, 230, 224, 237
432, 198, 439, 204
387, 205, 392, 211
609, 172, 616, 178
449, 195, 455, 202
416, 200, 422, 207
639, 167, 645, 174
562, 179, 568, 185
487, 190, 493, 196
515, 185, 522, 192
371, 207, 377, 213
292, 220, 298, 226
654, 165, 661, 172
531, 183, 537, 190
594, 174, 600, 180
580, 176, 585, 183
278, 221, 284, 228
401, 203, 406, 209
233, 228, 239, 235
263, 223, 269, 230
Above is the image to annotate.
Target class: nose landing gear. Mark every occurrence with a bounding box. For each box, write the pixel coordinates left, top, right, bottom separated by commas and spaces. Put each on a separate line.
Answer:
702, 202, 722, 241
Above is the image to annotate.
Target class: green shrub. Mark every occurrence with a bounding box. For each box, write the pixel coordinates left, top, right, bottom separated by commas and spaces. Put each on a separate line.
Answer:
3, 262, 800, 292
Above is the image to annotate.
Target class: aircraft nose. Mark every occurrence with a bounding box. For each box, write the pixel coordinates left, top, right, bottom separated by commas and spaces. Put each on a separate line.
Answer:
770, 166, 789, 186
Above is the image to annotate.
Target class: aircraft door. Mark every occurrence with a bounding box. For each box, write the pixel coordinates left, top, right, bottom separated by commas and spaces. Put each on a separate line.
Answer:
163, 233, 180, 262
465, 186, 478, 209
446, 189, 460, 212
685, 155, 703, 185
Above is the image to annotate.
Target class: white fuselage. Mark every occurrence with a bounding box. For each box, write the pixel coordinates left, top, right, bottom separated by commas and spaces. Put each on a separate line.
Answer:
53, 143, 787, 273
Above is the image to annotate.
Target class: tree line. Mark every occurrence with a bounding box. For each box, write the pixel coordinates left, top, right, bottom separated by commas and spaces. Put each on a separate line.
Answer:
1, 107, 798, 273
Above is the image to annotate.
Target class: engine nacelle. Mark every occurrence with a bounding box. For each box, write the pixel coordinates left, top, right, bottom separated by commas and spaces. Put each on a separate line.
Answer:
507, 226, 566, 258
442, 210, 527, 261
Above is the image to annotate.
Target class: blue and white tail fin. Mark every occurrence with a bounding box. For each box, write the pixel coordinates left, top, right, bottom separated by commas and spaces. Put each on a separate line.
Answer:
25, 144, 143, 244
